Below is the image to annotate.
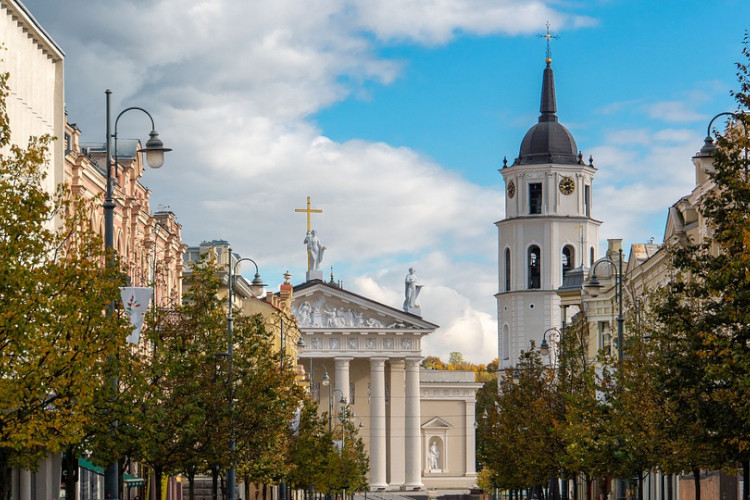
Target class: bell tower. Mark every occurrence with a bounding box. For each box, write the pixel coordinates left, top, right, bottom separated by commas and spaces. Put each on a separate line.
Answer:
496, 40, 600, 370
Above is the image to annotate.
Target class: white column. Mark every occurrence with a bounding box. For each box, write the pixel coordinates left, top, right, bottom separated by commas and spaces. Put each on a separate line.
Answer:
465, 398, 477, 475
334, 357, 352, 403
404, 358, 423, 489
369, 357, 388, 489
20, 469, 32, 500
388, 359, 406, 488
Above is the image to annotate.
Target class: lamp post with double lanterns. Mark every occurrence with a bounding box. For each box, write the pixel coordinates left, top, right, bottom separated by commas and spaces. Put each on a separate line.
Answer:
103, 90, 171, 500
226, 251, 266, 500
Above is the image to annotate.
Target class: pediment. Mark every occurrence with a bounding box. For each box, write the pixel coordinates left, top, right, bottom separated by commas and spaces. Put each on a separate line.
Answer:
292, 281, 437, 331
421, 417, 452, 429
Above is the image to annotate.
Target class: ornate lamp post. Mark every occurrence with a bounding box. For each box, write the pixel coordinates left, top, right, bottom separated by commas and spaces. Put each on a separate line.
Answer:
585, 247, 625, 500
226, 250, 265, 500
694, 112, 748, 175
103, 90, 170, 500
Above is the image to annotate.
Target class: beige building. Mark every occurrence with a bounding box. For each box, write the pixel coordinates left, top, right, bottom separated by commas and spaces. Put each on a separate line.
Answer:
293, 276, 481, 491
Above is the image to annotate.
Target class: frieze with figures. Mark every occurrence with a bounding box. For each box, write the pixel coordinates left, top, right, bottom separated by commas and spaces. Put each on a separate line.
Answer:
293, 298, 418, 329
302, 334, 419, 352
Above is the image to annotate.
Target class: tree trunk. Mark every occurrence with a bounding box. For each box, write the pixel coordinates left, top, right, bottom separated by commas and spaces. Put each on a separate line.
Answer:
666, 474, 672, 500
637, 474, 643, 500
573, 476, 578, 500
0, 451, 10, 500
154, 468, 164, 500
743, 461, 749, 500
212, 466, 219, 500
187, 469, 196, 500
692, 468, 701, 500
63, 447, 78, 500
244, 476, 251, 500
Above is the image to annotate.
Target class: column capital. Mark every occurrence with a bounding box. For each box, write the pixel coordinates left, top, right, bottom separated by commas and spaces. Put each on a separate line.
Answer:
370, 357, 388, 367
334, 356, 354, 362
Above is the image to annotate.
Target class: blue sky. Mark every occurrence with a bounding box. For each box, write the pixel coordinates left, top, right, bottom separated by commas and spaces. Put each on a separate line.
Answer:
19, 0, 748, 362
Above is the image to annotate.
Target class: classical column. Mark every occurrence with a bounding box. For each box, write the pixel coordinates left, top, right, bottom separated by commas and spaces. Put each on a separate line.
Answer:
404, 357, 423, 489
388, 359, 406, 488
334, 357, 352, 402
369, 357, 388, 489
19, 469, 31, 500
465, 398, 477, 475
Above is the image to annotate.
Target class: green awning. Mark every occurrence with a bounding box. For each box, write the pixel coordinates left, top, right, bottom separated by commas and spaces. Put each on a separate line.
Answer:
124, 474, 146, 488
77, 458, 104, 474
77, 458, 145, 487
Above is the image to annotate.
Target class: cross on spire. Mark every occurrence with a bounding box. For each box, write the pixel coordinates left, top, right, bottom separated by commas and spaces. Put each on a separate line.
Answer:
538, 21, 559, 65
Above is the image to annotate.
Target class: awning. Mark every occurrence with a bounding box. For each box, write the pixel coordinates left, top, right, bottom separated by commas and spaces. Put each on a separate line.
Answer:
77, 458, 145, 487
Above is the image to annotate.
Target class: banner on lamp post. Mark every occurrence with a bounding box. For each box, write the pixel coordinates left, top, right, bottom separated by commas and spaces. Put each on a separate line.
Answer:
120, 287, 153, 345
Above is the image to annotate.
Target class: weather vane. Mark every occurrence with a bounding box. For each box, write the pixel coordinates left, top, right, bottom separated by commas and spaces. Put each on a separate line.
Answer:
538, 21, 559, 65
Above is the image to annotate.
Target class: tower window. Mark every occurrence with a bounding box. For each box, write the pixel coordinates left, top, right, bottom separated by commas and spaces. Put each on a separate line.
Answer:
502, 324, 510, 360
562, 245, 574, 281
528, 245, 541, 289
584, 185, 591, 217
504, 248, 511, 292
529, 183, 542, 214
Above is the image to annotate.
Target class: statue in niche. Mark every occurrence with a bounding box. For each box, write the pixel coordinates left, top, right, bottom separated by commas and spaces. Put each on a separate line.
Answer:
304, 229, 326, 271
429, 440, 440, 471
403, 267, 423, 312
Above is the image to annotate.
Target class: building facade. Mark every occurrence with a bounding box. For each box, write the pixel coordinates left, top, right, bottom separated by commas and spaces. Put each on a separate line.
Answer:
294, 276, 481, 491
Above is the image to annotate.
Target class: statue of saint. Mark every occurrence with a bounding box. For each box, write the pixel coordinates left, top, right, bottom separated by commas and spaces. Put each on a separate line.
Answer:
304, 230, 326, 270
428, 441, 440, 470
403, 267, 422, 311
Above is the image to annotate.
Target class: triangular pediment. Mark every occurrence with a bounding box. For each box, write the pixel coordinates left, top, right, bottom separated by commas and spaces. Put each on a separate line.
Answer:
291, 281, 437, 331
421, 417, 452, 429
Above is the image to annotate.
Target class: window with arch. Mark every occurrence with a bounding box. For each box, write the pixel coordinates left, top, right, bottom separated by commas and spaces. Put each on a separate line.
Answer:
504, 248, 511, 292
562, 245, 575, 281
528, 245, 541, 289
502, 324, 510, 360
590, 246, 595, 266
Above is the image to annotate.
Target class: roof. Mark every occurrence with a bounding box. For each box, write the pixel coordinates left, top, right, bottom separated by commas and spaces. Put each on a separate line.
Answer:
514, 62, 581, 166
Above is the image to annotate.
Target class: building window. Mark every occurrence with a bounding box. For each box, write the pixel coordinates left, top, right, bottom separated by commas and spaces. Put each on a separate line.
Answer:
502, 324, 510, 360
584, 185, 591, 217
504, 248, 511, 292
528, 245, 541, 289
529, 183, 542, 214
590, 246, 595, 266
599, 321, 611, 355
562, 245, 574, 281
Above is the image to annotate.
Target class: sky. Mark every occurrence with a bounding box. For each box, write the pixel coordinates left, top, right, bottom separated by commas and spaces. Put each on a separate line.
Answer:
20, 0, 747, 364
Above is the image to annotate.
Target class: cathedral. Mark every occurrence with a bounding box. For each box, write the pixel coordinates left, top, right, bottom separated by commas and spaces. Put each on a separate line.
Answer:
496, 48, 601, 371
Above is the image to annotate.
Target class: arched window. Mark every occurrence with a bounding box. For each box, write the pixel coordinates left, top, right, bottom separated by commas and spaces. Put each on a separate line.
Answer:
562, 245, 575, 281
528, 245, 541, 289
502, 324, 510, 360
504, 248, 511, 292
590, 246, 595, 266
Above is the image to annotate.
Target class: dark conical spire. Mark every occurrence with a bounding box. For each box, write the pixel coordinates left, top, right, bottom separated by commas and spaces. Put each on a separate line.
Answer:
539, 62, 558, 122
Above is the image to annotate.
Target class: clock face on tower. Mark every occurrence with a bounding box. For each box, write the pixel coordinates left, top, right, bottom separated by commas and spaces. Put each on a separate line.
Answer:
559, 177, 575, 195
507, 180, 516, 198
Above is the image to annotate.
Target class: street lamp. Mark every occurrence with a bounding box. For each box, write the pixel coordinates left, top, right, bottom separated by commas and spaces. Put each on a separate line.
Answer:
320, 371, 347, 433
227, 250, 266, 500
584, 247, 625, 500
539, 327, 560, 358
584, 247, 624, 370
694, 112, 748, 175
103, 90, 170, 500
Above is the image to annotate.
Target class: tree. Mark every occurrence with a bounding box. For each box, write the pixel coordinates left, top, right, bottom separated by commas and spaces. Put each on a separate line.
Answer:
0, 70, 131, 499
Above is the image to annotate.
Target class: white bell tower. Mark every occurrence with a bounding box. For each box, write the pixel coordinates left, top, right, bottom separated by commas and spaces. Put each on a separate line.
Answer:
496, 47, 600, 371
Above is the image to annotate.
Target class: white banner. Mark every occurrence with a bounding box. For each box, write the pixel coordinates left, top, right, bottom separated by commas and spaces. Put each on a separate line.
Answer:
120, 287, 153, 345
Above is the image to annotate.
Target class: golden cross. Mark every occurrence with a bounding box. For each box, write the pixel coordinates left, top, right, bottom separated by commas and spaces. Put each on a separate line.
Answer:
295, 196, 323, 232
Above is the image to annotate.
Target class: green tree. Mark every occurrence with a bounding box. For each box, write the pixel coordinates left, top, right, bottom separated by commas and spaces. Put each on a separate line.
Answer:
0, 71, 131, 500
